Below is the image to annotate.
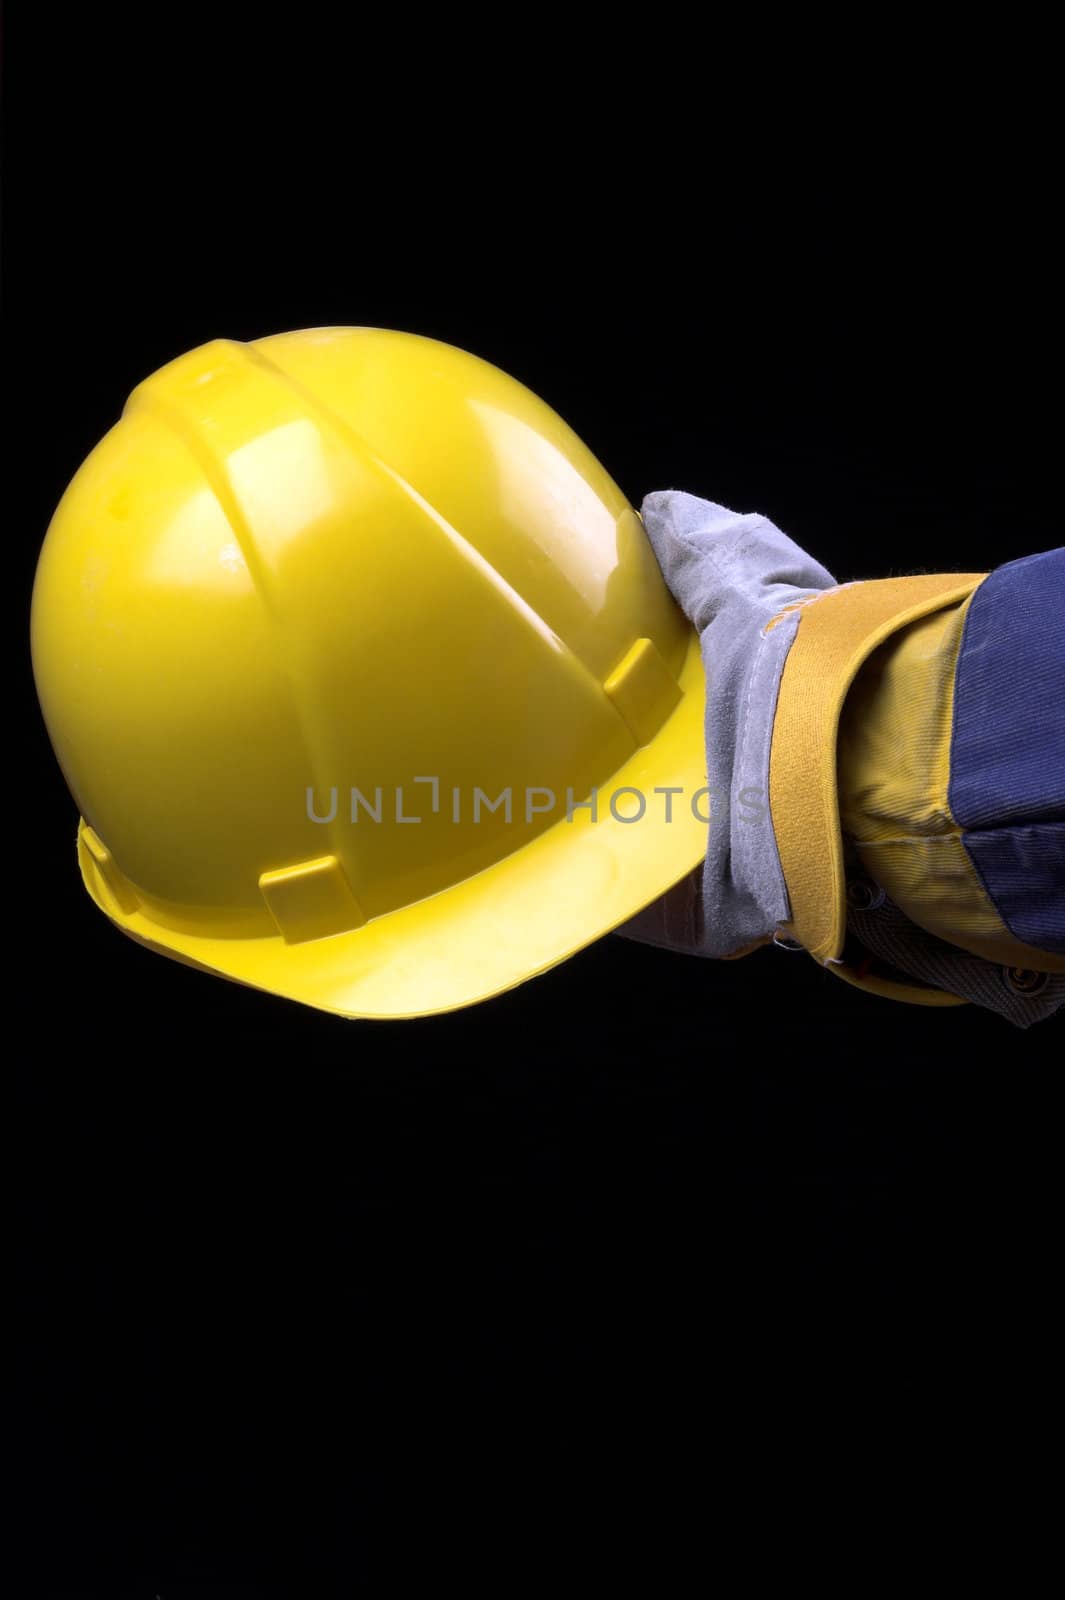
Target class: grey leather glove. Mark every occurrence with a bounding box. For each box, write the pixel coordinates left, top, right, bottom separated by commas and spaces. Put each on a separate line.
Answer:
620, 490, 835, 959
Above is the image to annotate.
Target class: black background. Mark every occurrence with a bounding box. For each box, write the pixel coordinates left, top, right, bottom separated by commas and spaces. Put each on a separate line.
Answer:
7, 17, 1061, 1596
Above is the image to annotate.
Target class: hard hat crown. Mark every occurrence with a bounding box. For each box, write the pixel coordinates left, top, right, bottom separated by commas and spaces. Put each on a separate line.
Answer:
32, 328, 706, 1015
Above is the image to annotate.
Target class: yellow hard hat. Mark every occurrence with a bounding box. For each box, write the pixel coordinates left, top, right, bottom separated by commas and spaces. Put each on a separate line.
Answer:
32, 328, 707, 1018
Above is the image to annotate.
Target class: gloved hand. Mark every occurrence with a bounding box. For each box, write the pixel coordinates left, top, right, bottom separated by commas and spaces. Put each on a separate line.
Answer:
619, 490, 835, 959
619, 493, 1065, 1029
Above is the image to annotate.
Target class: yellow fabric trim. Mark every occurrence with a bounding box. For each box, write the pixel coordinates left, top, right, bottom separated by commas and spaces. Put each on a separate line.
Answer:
839, 601, 967, 844
827, 959, 968, 1007
838, 596, 1065, 974
769, 574, 986, 967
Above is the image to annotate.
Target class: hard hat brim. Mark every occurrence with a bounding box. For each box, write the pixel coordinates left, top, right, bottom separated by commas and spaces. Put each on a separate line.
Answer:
78, 631, 710, 1020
